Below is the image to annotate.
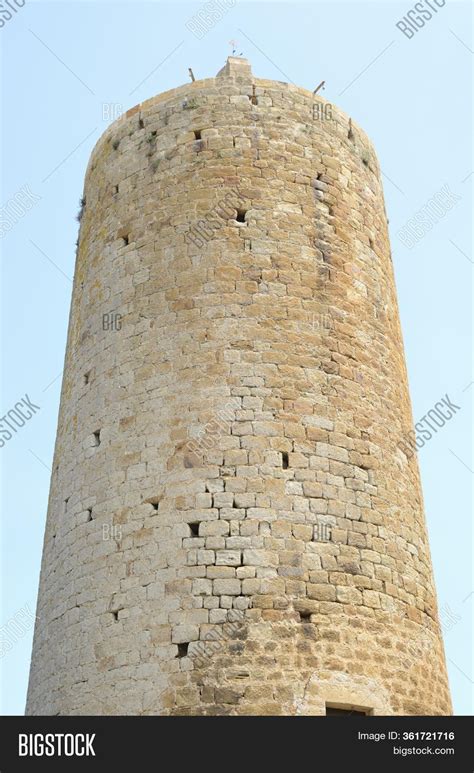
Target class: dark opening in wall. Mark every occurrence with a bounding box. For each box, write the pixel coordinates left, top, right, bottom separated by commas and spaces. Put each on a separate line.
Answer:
189, 522, 200, 537
113, 184, 119, 195
138, 116, 144, 129
149, 499, 160, 511
326, 704, 372, 716
362, 156, 369, 168
122, 234, 129, 246
369, 238, 374, 249
84, 371, 91, 385
250, 85, 258, 105
64, 498, 69, 513
93, 430, 101, 447
236, 209, 247, 223
86, 508, 93, 521
282, 451, 289, 469
112, 610, 120, 621
194, 130, 202, 140
112, 139, 120, 151
299, 611, 311, 622
316, 172, 323, 181
176, 643, 189, 658
348, 119, 354, 141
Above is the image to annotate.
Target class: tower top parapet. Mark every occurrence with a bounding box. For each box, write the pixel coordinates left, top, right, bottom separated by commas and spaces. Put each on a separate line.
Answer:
216, 56, 252, 78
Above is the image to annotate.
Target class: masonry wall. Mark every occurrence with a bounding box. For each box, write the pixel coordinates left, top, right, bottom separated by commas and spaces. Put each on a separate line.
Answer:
26, 59, 452, 715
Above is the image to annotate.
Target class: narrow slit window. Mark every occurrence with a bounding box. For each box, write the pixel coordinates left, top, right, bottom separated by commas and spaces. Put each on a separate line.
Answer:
176, 642, 189, 658
93, 430, 101, 447
189, 522, 200, 537
122, 234, 129, 246
236, 209, 247, 223
299, 611, 311, 622
282, 451, 289, 469
194, 130, 202, 140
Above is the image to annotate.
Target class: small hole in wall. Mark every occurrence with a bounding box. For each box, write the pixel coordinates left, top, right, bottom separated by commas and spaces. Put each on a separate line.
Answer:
236, 209, 247, 223
84, 371, 91, 385
64, 497, 69, 513
138, 116, 144, 129
93, 430, 101, 446
369, 238, 374, 249
86, 508, 93, 521
122, 234, 129, 246
362, 157, 369, 168
111, 610, 121, 621
282, 451, 289, 469
150, 499, 160, 511
194, 129, 202, 140
316, 172, 323, 181
112, 139, 120, 151
113, 184, 119, 195
189, 522, 200, 537
176, 642, 189, 658
299, 611, 312, 622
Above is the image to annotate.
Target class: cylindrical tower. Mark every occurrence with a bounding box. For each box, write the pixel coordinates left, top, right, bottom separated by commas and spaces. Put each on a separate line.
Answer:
27, 57, 452, 715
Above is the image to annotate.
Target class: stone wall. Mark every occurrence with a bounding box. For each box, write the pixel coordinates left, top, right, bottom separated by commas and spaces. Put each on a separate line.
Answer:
26, 57, 452, 715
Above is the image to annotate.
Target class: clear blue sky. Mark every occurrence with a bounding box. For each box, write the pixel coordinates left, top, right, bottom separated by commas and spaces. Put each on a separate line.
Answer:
1, 0, 472, 715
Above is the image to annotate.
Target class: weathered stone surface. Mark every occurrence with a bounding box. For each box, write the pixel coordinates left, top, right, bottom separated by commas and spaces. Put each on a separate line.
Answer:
26, 57, 451, 718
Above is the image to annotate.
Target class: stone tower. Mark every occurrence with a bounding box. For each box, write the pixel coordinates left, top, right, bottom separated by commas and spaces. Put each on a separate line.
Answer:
27, 57, 452, 715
